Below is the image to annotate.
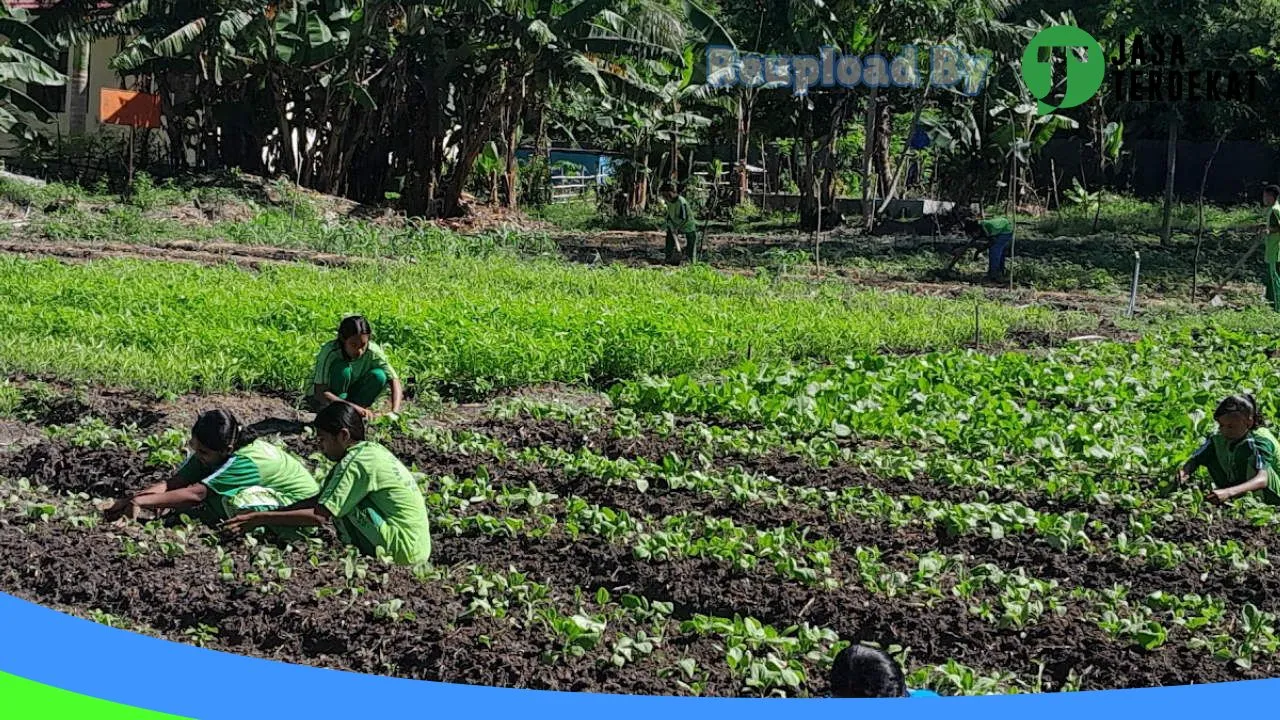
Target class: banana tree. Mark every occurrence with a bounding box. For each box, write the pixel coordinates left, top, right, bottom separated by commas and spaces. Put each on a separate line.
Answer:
520, 0, 684, 207
0, 7, 67, 140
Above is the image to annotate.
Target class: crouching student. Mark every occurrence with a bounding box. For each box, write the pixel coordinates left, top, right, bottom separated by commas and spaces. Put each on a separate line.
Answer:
104, 409, 319, 531
1178, 394, 1280, 505
311, 314, 403, 419
223, 403, 431, 566
829, 644, 939, 698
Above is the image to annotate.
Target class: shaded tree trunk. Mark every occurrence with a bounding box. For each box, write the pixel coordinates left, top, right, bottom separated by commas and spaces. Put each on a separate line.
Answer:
67, 40, 89, 136
503, 76, 526, 209
873, 102, 893, 198
1160, 112, 1178, 247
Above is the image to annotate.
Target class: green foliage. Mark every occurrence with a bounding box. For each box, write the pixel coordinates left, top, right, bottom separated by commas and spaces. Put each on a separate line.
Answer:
0, 255, 1089, 397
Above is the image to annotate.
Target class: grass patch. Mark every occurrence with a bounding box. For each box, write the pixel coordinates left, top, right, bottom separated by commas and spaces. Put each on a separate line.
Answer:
0, 255, 1094, 398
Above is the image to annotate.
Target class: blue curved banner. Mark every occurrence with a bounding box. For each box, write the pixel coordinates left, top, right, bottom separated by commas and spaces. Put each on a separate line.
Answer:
0, 592, 1276, 718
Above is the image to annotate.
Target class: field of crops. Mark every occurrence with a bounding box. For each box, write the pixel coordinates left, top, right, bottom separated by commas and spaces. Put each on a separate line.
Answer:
3, 302, 1280, 696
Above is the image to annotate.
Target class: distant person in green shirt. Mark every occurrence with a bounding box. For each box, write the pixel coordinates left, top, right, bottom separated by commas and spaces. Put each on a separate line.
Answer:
1177, 394, 1280, 505
661, 182, 699, 265
1261, 184, 1280, 311
958, 216, 1014, 281
103, 409, 319, 528
224, 403, 432, 565
311, 315, 403, 420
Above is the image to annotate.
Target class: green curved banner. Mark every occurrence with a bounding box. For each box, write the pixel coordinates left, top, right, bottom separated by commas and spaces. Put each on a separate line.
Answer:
0, 671, 191, 719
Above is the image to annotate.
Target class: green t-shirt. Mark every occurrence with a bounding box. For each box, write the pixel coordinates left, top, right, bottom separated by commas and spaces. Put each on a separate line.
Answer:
176, 439, 320, 520
317, 441, 431, 565
980, 217, 1013, 237
312, 339, 398, 392
1187, 427, 1280, 505
1264, 203, 1280, 264
664, 196, 696, 234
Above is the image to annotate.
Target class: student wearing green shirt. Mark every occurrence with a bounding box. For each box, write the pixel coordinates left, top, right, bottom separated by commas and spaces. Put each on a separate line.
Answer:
1177, 394, 1280, 506
959, 216, 1014, 281
661, 182, 699, 265
224, 403, 432, 565
311, 315, 403, 419
1261, 185, 1280, 311
103, 409, 319, 526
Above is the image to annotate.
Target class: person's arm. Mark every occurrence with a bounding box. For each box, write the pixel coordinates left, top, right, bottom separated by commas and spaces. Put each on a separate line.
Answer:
1177, 437, 1211, 482
370, 345, 403, 415
313, 383, 347, 406
388, 376, 403, 414
104, 458, 203, 521
132, 484, 208, 511
1209, 467, 1269, 504
223, 502, 331, 534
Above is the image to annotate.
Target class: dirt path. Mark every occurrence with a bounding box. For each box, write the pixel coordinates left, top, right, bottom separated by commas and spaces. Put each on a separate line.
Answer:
0, 238, 357, 270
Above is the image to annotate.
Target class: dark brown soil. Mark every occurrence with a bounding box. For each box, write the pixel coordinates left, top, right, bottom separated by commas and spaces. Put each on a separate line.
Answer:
0, 238, 356, 270
0, 519, 736, 695
3, 401, 1278, 695
3, 375, 306, 431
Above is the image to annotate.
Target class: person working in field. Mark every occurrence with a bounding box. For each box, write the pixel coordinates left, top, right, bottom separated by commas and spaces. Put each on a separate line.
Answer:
223, 403, 431, 565
828, 644, 938, 698
1177, 394, 1280, 505
1260, 185, 1280, 311
1221, 185, 1280, 310
311, 314, 403, 419
948, 216, 1014, 281
661, 182, 699, 265
103, 409, 319, 529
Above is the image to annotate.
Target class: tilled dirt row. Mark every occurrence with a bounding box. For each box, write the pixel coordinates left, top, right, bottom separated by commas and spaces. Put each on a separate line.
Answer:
0, 517, 740, 696
468, 415, 1277, 547
6, 436, 1280, 618
4, 437, 1279, 693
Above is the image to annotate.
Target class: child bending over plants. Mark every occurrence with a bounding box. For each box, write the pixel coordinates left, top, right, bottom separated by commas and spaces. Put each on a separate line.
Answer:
310, 314, 403, 420
661, 182, 700, 265
1178, 394, 1280, 506
829, 644, 938, 698
945, 216, 1013, 281
223, 403, 431, 566
104, 409, 320, 529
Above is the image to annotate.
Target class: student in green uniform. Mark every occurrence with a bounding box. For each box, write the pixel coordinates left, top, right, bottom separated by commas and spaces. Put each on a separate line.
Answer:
103, 409, 319, 528
1177, 394, 1280, 505
311, 315, 403, 419
223, 402, 432, 565
958, 216, 1014, 281
661, 182, 699, 265
1261, 185, 1280, 311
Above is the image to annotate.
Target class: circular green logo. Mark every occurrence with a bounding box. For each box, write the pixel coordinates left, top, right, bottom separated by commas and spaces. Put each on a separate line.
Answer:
1021, 26, 1105, 114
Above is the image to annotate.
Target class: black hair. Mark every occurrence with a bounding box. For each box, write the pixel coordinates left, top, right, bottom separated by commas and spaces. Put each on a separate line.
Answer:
337, 315, 373, 343
313, 402, 367, 442
1215, 394, 1266, 428
1265, 184, 1280, 199
962, 218, 981, 235
660, 182, 676, 193
192, 409, 243, 453
829, 644, 907, 698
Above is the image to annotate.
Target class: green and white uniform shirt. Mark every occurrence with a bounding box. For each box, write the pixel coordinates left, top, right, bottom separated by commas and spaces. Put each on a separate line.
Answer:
176, 439, 320, 520
317, 441, 432, 565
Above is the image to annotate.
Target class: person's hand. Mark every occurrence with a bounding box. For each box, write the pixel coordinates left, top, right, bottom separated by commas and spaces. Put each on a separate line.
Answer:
222, 513, 260, 538
349, 403, 374, 420
103, 498, 140, 522
1208, 488, 1232, 505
